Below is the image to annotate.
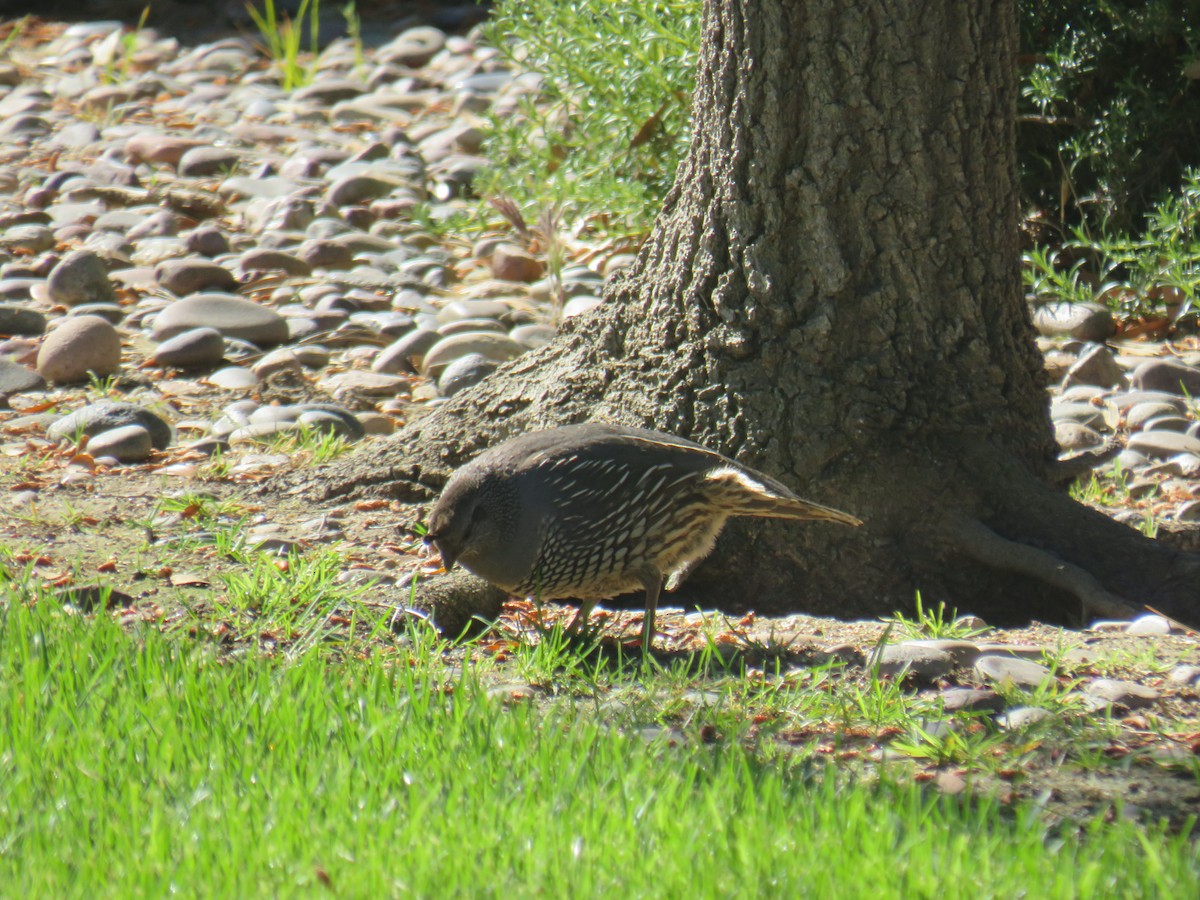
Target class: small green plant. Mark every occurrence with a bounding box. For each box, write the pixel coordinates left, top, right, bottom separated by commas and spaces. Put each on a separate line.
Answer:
0, 15, 29, 60
882, 593, 988, 640
100, 6, 150, 85
264, 424, 354, 464
341, 1, 364, 73
245, 0, 322, 90
85, 371, 121, 400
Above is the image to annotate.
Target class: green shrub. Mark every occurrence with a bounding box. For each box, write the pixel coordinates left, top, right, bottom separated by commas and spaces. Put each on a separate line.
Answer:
479, 0, 700, 238
1019, 0, 1200, 234
480, 0, 1200, 318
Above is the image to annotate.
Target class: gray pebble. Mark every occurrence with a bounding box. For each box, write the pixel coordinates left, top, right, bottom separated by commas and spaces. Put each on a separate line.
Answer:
36, 315, 121, 384
1131, 358, 1200, 396
974, 655, 1053, 689
1085, 679, 1159, 709
48, 401, 172, 450
995, 707, 1052, 730
1125, 613, 1173, 635
87, 424, 153, 462
870, 643, 954, 680
152, 293, 288, 346
155, 258, 238, 296
1031, 302, 1116, 341
372, 328, 440, 374
437, 352, 499, 398
0, 358, 45, 395
46, 249, 117, 307
152, 326, 227, 369
0, 304, 47, 335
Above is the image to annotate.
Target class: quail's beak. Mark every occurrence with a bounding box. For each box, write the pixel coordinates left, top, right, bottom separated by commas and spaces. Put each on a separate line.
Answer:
426, 536, 456, 573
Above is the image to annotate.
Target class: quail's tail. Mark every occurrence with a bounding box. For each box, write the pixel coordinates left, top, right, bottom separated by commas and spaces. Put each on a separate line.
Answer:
704, 466, 863, 526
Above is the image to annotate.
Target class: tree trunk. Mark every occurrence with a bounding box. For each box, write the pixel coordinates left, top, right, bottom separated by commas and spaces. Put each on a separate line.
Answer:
313, 0, 1200, 628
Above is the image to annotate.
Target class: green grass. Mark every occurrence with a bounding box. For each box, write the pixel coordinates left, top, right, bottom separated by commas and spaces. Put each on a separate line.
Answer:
245, 0, 322, 90
1, 596, 1197, 896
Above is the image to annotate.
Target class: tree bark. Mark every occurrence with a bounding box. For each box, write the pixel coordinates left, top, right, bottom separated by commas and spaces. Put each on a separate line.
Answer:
313, 0, 1200, 627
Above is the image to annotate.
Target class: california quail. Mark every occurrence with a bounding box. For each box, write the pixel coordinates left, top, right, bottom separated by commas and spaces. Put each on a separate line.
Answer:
425, 423, 862, 651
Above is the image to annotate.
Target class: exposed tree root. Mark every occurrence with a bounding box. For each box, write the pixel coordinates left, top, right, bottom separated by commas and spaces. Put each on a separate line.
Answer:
945, 515, 1138, 622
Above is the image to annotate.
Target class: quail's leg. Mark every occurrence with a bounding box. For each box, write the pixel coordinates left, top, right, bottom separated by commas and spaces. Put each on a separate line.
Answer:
566, 599, 598, 633
639, 569, 663, 655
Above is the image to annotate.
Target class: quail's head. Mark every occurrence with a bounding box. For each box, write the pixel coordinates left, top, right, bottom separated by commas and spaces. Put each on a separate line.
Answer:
425, 469, 527, 589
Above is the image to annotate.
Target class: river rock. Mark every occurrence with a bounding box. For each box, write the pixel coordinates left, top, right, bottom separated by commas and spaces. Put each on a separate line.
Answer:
1130, 359, 1200, 396
155, 258, 238, 296
1031, 302, 1116, 341
151, 326, 227, 369
87, 424, 153, 462
46, 249, 118, 307
151, 294, 288, 346
48, 401, 173, 450
36, 315, 121, 383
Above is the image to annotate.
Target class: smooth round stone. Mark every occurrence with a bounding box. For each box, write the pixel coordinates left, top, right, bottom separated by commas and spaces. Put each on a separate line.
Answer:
1054, 421, 1103, 452
155, 258, 237, 296
1125, 614, 1172, 636
251, 349, 304, 379
420, 331, 523, 377
1085, 679, 1159, 709
86, 424, 153, 463
186, 436, 231, 456
488, 243, 543, 283
1109, 390, 1187, 412
974, 655, 1052, 689
1126, 401, 1182, 430
152, 294, 288, 346
995, 707, 1052, 730
325, 173, 404, 207
1031, 301, 1116, 341
1049, 399, 1106, 428
562, 295, 603, 318
152, 326, 226, 369
1, 225, 55, 254
67, 303, 124, 324
239, 249, 312, 276
438, 299, 515, 325
294, 79, 368, 105
0, 303, 47, 335
125, 132, 205, 166
1061, 343, 1125, 389
1167, 665, 1200, 686
127, 210, 181, 240
1115, 449, 1150, 470
1126, 431, 1200, 459
509, 323, 555, 349
1130, 358, 1200, 396
1141, 415, 1192, 433
437, 353, 499, 398
296, 410, 365, 440
380, 26, 447, 68
46, 249, 117, 307
0, 358, 45, 395
48, 401, 172, 450
36, 315, 121, 384
297, 239, 355, 270
372, 328, 440, 374
206, 366, 260, 390
937, 688, 1003, 714
438, 317, 507, 336
356, 412, 395, 436
318, 370, 406, 396
871, 643, 954, 680
177, 146, 242, 178
185, 225, 231, 257
1177, 499, 1200, 522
